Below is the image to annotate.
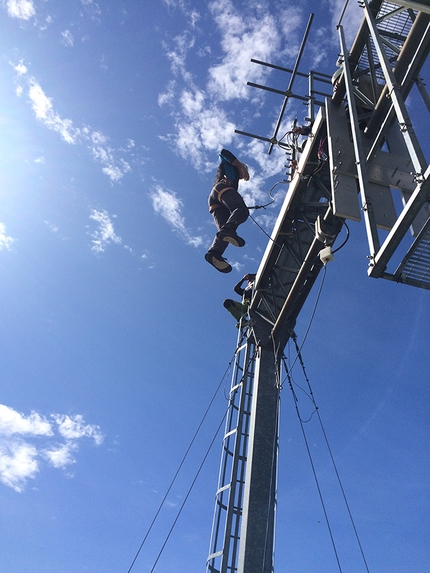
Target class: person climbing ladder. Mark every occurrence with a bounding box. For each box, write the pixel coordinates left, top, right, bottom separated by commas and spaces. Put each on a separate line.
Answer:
223, 273, 256, 328
205, 149, 250, 273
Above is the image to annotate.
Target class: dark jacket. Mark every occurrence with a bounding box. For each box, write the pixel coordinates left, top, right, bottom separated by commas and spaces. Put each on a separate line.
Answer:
234, 277, 254, 301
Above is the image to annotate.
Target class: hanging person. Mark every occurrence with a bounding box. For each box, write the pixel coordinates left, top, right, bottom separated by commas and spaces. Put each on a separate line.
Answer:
205, 149, 250, 273
223, 273, 256, 328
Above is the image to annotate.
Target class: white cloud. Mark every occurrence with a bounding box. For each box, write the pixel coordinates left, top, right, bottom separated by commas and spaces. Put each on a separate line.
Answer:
189, 9, 200, 28
207, 1, 282, 101
44, 220, 58, 233
53, 414, 104, 445
89, 131, 131, 182
12, 65, 134, 182
28, 81, 81, 144
43, 442, 77, 469
0, 223, 15, 251
159, 0, 301, 169
169, 99, 236, 167
40, 14, 53, 31
0, 404, 104, 492
101, 164, 126, 181
5, 0, 35, 20
0, 440, 38, 492
150, 186, 203, 247
80, 0, 102, 19
0, 404, 53, 437
14, 61, 27, 76
89, 209, 122, 253
61, 30, 74, 48
158, 80, 176, 107
164, 31, 195, 83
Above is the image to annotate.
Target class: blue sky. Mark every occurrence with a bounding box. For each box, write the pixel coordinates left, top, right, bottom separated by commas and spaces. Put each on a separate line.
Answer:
0, 1, 429, 572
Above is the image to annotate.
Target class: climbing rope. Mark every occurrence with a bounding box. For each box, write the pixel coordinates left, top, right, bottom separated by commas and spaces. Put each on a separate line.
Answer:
284, 263, 327, 376
248, 212, 285, 251
247, 180, 288, 211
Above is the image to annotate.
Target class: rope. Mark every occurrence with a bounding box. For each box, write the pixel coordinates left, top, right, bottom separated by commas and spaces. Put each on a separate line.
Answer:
249, 213, 284, 250
247, 180, 288, 211
126, 357, 234, 573
315, 408, 371, 573
297, 263, 326, 350
286, 264, 327, 376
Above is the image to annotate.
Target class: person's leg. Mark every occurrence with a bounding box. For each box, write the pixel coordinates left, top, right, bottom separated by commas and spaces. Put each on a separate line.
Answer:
223, 299, 247, 321
216, 189, 249, 247
208, 206, 230, 255
219, 189, 249, 231
205, 205, 232, 272
205, 186, 248, 272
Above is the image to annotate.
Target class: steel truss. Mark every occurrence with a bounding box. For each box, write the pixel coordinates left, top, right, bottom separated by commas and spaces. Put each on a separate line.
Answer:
206, 3, 429, 573
207, 106, 346, 573
334, 0, 430, 288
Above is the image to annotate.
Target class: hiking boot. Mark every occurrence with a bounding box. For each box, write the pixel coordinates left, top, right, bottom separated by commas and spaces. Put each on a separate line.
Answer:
205, 250, 232, 273
217, 229, 246, 247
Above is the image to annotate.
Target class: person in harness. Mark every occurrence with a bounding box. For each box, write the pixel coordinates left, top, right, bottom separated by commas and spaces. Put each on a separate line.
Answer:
205, 149, 250, 273
223, 273, 256, 328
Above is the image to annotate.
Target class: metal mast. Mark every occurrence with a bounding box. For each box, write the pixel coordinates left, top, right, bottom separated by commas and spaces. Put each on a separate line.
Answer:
206, 2, 430, 572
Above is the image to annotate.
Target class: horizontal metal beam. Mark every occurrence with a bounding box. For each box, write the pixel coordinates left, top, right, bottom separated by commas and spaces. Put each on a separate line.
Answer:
250, 59, 332, 81
387, 0, 430, 14
246, 82, 310, 103
369, 165, 430, 277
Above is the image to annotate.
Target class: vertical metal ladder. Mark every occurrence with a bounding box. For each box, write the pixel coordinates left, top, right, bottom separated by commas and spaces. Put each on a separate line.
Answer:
206, 333, 256, 573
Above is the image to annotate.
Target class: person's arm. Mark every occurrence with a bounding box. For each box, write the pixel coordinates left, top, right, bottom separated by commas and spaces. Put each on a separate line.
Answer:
291, 125, 312, 135
219, 149, 237, 164
233, 159, 249, 181
220, 149, 250, 181
233, 276, 247, 296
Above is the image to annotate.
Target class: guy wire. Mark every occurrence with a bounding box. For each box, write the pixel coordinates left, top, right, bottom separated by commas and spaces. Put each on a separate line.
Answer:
287, 338, 371, 573
126, 355, 235, 572
148, 411, 228, 573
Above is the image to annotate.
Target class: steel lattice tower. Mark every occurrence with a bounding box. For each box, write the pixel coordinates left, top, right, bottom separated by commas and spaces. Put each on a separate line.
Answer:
206, 2, 430, 572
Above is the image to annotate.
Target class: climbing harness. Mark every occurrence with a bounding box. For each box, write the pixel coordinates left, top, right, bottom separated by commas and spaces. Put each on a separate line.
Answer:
209, 177, 236, 213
